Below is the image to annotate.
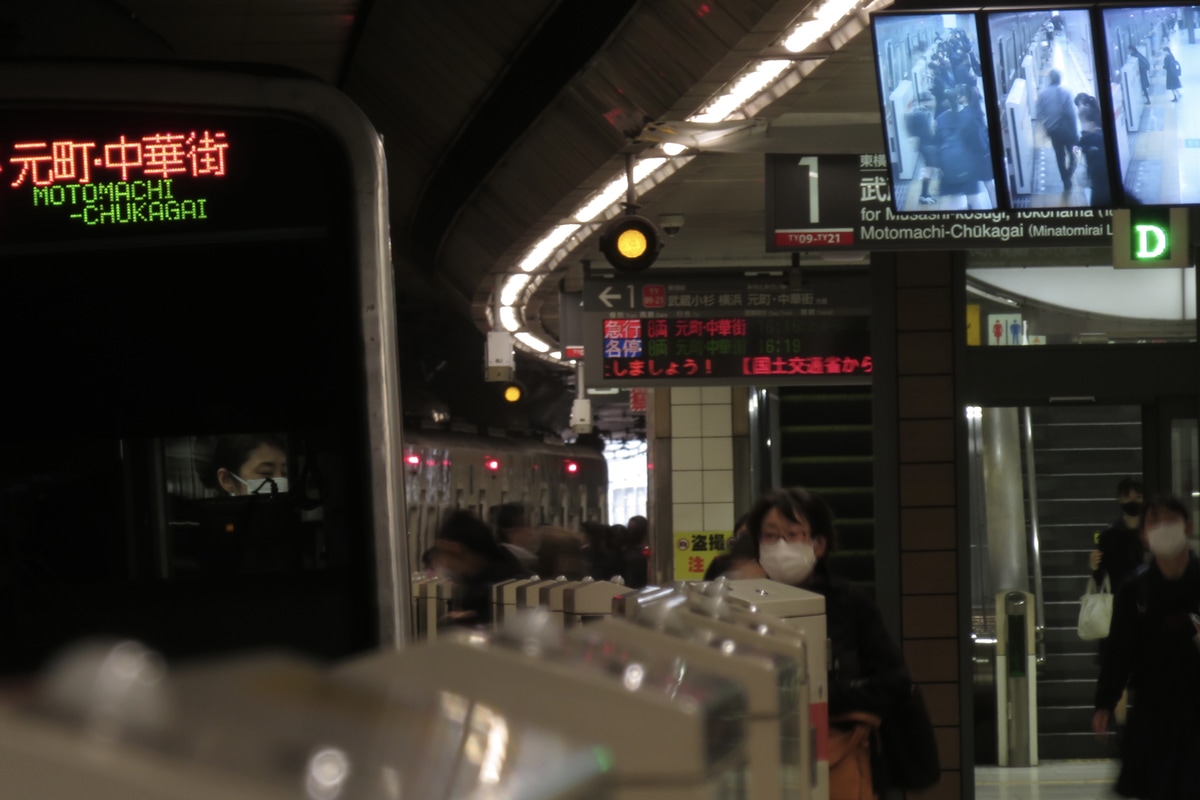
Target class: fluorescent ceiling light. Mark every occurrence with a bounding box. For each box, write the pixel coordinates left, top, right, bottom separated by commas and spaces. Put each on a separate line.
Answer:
515, 331, 551, 353
518, 224, 580, 273
499, 306, 520, 332
500, 273, 531, 306
690, 60, 791, 123
574, 158, 668, 223
661, 142, 687, 156
548, 351, 562, 360
784, 0, 863, 52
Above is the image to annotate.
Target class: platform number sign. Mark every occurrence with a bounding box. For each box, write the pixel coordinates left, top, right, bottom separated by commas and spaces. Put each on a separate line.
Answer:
765, 154, 856, 248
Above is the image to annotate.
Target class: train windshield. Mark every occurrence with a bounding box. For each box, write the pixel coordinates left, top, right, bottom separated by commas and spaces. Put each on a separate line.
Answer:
0, 103, 378, 673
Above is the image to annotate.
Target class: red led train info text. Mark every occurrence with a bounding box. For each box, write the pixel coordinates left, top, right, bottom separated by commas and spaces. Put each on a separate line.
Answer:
7, 131, 229, 187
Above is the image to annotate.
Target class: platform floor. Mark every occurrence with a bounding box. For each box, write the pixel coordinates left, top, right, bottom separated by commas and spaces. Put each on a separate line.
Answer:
975, 759, 1120, 800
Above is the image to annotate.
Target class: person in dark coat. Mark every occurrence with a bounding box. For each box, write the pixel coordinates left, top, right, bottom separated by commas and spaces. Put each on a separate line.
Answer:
1164, 47, 1182, 102
1092, 495, 1200, 799
1036, 69, 1079, 190
435, 509, 528, 626
1090, 477, 1146, 593
935, 84, 992, 208
1130, 45, 1152, 104
746, 487, 911, 798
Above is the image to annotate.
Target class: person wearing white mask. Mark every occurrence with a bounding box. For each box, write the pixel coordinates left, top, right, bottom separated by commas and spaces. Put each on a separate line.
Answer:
212, 434, 289, 496
746, 487, 913, 799
1092, 495, 1200, 799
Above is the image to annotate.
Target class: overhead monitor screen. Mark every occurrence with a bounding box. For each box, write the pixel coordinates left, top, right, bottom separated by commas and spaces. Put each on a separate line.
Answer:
1100, 6, 1195, 205
872, 12, 999, 213
985, 9, 1113, 209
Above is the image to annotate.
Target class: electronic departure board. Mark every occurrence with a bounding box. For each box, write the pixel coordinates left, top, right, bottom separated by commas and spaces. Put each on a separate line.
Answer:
0, 109, 336, 249
582, 272, 871, 387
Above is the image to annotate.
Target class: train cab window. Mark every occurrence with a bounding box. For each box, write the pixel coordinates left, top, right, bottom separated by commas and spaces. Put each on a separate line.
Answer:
165, 433, 347, 577
965, 251, 1196, 345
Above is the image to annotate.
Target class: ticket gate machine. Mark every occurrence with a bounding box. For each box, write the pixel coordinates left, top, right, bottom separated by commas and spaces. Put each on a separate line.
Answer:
493, 576, 542, 625
411, 575, 458, 640
592, 608, 804, 800
541, 578, 589, 628
336, 615, 750, 800
0, 639, 611, 800
563, 578, 636, 626
706, 579, 829, 800
517, 577, 567, 612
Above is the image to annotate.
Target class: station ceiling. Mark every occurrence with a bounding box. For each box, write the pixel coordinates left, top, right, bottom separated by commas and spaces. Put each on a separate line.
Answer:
5, 0, 891, 438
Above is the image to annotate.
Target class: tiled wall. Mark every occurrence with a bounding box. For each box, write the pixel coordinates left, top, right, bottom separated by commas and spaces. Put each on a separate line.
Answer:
669, 386, 738, 535
893, 255, 963, 800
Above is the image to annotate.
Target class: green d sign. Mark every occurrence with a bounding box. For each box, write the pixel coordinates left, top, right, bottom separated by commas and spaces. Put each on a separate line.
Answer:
1113, 208, 1190, 268
1133, 221, 1169, 260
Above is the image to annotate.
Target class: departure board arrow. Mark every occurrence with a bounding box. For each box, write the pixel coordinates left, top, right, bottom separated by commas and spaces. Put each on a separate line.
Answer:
598, 285, 621, 308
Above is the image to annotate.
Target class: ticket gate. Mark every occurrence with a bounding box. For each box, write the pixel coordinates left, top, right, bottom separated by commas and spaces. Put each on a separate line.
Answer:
593, 604, 803, 800
1, 639, 611, 800
336, 612, 751, 800
716, 578, 829, 800
493, 576, 542, 625
517, 577, 567, 612
541, 578, 589, 628
411, 575, 459, 640
563, 578, 636, 626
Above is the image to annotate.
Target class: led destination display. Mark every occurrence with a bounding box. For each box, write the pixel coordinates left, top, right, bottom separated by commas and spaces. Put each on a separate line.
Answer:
0, 110, 335, 247
594, 314, 870, 387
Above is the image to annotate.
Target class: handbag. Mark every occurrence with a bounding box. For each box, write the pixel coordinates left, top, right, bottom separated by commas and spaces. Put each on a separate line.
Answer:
829, 712, 880, 800
880, 683, 941, 790
1077, 574, 1113, 641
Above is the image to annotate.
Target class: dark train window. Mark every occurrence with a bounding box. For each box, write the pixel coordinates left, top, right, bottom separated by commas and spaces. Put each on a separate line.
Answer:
0, 105, 375, 673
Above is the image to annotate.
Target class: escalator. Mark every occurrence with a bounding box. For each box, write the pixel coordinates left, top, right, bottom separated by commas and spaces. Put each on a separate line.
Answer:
1025, 404, 1141, 759
776, 385, 876, 591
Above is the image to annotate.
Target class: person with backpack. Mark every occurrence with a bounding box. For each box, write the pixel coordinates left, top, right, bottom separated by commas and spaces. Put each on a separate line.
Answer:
935, 83, 991, 209
1092, 495, 1200, 799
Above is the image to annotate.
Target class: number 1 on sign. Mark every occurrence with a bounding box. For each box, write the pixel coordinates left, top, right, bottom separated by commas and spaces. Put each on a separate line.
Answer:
628, 285, 635, 307
798, 156, 819, 224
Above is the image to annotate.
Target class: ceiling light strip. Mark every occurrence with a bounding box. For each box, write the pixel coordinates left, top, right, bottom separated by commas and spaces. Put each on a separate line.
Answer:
506, 0, 877, 363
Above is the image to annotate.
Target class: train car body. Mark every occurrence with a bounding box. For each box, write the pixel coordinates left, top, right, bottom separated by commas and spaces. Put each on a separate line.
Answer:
401, 428, 609, 571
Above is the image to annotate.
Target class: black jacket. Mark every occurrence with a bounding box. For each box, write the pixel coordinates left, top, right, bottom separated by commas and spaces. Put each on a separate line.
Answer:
1093, 517, 1145, 593
1095, 555, 1200, 798
807, 562, 912, 794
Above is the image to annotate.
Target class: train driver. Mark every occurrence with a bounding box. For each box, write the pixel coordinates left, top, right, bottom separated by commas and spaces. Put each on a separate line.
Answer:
212, 434, 290, 496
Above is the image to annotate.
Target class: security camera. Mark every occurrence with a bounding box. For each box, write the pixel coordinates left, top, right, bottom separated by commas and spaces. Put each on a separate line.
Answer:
659, 214, 685, 236
570, 398, 593, 435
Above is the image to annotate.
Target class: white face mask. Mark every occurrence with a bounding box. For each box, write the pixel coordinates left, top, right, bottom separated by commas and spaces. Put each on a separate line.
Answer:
759, 540, 816, 586
1147, 521, 1189, 559
232, 475, 288, 496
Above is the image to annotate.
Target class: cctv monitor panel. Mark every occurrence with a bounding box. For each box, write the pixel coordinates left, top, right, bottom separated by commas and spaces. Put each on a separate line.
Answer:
1099, 5, 1197, 205
871, 11, 1001, 213
984, 8, 1115, 209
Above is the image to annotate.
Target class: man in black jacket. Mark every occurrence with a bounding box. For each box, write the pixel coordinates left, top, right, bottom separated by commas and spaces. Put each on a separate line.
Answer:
1092, 495, 1200, 799
1090, 477, 1146, 592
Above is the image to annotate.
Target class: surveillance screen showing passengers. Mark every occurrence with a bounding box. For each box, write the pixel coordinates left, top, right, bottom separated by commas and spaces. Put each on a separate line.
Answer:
1100, 6, 1199, 205
871, 12, 1000, 213
986, 9, 1114, 209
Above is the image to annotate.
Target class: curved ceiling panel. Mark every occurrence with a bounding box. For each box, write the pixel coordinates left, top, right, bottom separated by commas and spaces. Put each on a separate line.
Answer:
441, 0, 816, 316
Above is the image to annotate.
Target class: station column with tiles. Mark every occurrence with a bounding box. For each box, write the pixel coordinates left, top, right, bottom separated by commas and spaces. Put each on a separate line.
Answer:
888, 254, 963, 800
648, 386, 753, 584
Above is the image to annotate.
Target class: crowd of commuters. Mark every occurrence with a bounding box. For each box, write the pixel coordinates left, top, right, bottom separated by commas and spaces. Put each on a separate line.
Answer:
424, 505, 650, 627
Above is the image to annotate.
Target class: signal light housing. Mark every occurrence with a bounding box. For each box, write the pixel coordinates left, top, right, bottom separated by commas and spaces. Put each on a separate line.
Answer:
599, 214, 664, 272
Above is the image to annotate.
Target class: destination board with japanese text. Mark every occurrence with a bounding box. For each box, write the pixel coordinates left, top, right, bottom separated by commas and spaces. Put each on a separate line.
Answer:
0, 110, 337, 249
583, 271, 871, 387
